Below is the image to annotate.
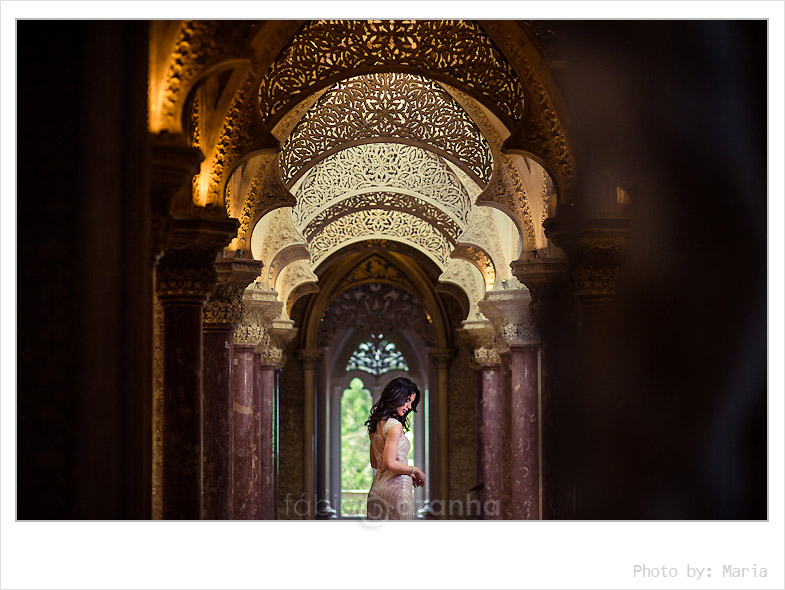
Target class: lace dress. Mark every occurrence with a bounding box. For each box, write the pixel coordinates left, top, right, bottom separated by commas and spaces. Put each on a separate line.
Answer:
366, 417, 414, 520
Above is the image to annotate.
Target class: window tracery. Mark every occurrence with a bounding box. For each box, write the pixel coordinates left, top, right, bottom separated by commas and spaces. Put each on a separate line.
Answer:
345, 334, 409, 376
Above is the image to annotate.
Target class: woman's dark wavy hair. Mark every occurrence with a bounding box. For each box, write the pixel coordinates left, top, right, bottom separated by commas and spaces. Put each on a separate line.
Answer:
365, 377, 421, 435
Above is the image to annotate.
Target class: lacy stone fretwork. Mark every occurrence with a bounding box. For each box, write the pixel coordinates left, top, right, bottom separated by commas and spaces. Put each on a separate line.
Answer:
317, 283, 434, 347
308, 209, 452, 270
302, 191, 462, 244
292, 142, 473, 231
258, 20, 526, 129
280, 72, 493, 186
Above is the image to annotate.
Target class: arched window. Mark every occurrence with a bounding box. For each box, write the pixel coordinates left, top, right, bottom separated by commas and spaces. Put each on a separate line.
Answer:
340, 377, 373, 516
345, 334, 409, 375
339, 376, 415, 517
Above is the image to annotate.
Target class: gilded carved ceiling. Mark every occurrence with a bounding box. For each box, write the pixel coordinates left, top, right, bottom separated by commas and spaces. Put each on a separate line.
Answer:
257, 20, 526, 130
279, 72, 493, 186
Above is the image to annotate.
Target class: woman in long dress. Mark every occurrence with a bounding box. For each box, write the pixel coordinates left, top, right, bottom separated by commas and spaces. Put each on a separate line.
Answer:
365, 377, 426, 520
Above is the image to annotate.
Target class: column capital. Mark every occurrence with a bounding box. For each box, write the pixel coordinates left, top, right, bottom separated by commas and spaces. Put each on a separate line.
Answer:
474, 346, 501, 367
500, 322, 539, 349
543, 215, 630, 307
203, 254, 264, 325
478, 288, 539, 349
148, 132, 203, 262
155, 211, 239, 302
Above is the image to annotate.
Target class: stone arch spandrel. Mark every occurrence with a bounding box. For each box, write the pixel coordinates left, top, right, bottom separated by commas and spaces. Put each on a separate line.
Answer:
234, 155, 297, 251
479, 20, 575, 206
301, 249, 450, 351
438, 258, 487, 322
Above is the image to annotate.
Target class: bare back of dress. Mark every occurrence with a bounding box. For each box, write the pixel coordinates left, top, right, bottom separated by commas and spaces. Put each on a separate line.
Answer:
366, 417, 413, 519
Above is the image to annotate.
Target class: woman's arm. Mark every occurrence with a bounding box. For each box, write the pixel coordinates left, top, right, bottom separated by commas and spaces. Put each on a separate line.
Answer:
370, 447, 377, 470
382, 421, 426, 487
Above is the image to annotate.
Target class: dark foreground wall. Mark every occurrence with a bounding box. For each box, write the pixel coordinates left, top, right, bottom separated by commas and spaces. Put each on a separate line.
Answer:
17, 21, 152, 519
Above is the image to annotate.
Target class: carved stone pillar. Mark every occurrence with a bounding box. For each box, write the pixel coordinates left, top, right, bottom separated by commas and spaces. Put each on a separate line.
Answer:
257, 346, 282, 520
542, 215, 630, 518
511, 257, 569, 520
428, 348, 454, 510
473, 345, 503, 519
501, 323, 540, 520
201, 254, 262, 520
155, 213, 238, 520
148, 133, 202, 263
230, 288, 276, 520
298, 349, 323, 519
543, 216, 630, 317
479, 288, 540, 520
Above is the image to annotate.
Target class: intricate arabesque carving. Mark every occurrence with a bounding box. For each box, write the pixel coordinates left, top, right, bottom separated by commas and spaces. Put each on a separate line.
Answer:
292, 143, 473, 230
317, 283, 434, 347
544, 217, 630, 306
480, 21, 575, 197
149, 133, 204, 261
474, 346, 501, 366
236, 155, 298, 250
308, 209, 452, 269
303, 191, 462, 244
450, 244, 496, 291
280, 72, 493, 185
249, 207, 306, 281
441, 85, 537, 248
276, 258, 319, 319
156, 214, 240, 299
258, 20, 526, 128
158, 21, 251, 132
234, 306, 266, 346
333, 254, 414, 295
439, 259, 487, 321
203, 257, 264, 325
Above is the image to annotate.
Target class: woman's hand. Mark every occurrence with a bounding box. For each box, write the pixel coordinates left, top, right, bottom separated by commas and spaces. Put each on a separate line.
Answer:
411, 466, 425, 487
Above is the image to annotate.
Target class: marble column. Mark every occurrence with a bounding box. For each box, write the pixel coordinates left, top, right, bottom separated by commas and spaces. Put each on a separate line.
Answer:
429, 348, 454, 512
480, 288, 541, 520
474, 347, 503, 519
232, 343, 256, 518
155, 213, 239, 520
201, 254, 262, 520
500, 350, 513, 520
298, 349, 323, 519
511, 257, 569, 520
504, 327, 540, 520
257, 339, 284, 520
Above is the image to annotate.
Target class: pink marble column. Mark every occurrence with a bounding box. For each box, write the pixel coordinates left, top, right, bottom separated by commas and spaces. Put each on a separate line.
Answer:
154, 215, 238, 520
202, 324, 234, 519
232, 344, 257, 518
510, 346, 540, 520
500, 351, 513, 519
258, 361, 277, 519
476, 348, 503, 519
